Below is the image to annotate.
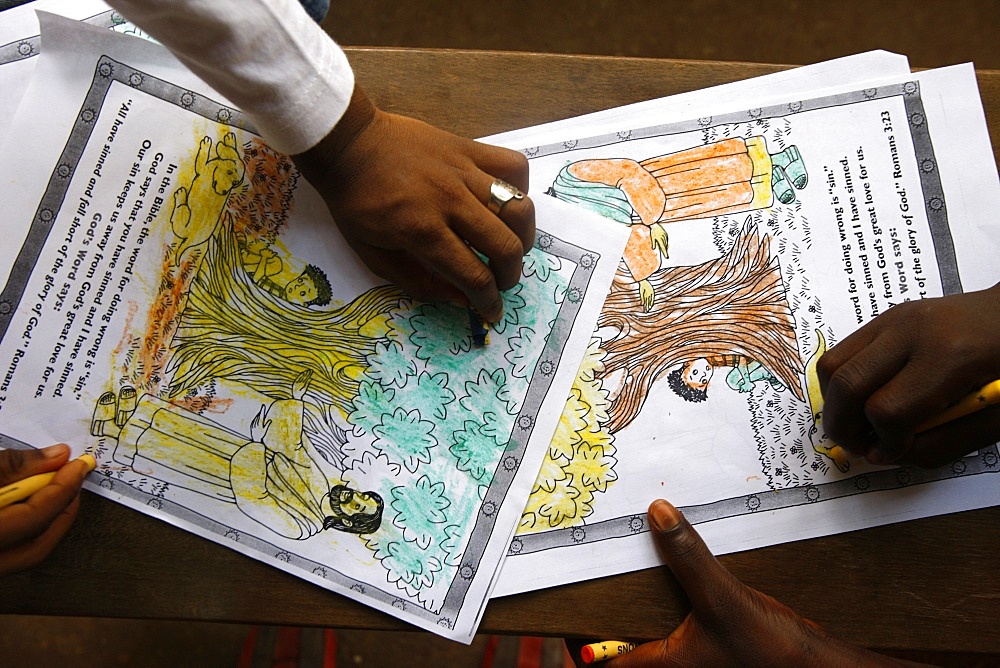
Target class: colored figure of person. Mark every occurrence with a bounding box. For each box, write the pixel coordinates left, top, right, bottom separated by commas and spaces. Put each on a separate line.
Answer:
239, 235, 284, 284
230, 371, 382, 537
666, 354, 786, 403
92, 372, 384, 539
238, 235, 333, 307
551, 137, 807, 310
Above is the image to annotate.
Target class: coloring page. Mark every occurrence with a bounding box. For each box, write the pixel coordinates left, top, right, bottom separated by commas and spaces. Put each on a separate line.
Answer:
493, 63, 1000, 595
484, 51, 911, 149
0, 15, 629, 640
0, 0, 150, 142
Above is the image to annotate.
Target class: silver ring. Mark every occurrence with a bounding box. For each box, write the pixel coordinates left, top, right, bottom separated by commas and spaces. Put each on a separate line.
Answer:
487, 178, 525, 215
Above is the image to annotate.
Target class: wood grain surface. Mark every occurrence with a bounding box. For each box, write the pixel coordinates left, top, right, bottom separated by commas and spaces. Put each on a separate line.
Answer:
2, 48, 998, 653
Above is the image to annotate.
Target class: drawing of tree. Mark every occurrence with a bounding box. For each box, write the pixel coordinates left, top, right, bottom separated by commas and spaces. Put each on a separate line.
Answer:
365, 340, 416, 389
167, 226, 405, 416
372, 408, 438, 473
347, 381, 395, 436
391, 475, 451, 549
451, 420, 505, 482
130, 130, 584, 612
226, 139, 297, 244
600, 219, 803, 433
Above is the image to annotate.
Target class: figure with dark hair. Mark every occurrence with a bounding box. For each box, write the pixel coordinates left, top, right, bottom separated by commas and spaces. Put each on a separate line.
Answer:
264, 263, 332, 307
239, 234, 333, 307
666, 362, 709, 403
98, 371, 383, 540
298, 264, 333, 306
666, 355, 786, 403
324, 485, 383, 534
598, 221, 804, 433
229, 372, 383, 538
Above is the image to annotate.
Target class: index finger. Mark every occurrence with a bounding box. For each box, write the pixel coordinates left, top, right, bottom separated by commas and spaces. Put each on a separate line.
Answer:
817, 327, 908, 451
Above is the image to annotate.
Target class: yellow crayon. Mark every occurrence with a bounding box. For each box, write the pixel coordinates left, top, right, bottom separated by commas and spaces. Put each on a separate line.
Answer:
824, 379, 1000, 464
918, 379, 1000, 432
581, 640, 637, 664
0, 454, 96, 511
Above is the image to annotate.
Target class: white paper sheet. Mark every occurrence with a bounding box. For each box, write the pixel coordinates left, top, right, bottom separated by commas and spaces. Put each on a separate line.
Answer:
492, 61, 1000, 595
0, 0, 149, 143
484, 51, 911, 147
0, 14, 629, 641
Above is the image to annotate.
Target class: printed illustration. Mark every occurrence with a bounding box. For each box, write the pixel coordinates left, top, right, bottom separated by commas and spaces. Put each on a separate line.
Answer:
520, 134, 813, 533
498, 79, 1000, 592
0, 34, 627, 639
74, 127, 582, 616
94, 371, 385, 539
549, 137, 807, 311
170, 133, 246, 264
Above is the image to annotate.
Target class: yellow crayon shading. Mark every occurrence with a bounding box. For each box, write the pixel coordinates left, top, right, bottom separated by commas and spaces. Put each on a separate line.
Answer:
0, 454, 96, 511
581, 640, 637, 664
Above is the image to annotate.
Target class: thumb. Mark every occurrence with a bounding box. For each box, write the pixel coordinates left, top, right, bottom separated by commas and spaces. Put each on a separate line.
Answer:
647, 499, 741, 614
0, 444, 71, 487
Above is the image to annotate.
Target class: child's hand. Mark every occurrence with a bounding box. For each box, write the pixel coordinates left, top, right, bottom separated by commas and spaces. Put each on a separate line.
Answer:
818, 283, 1000, 466
567, 500, 902, 667
0, 445, 90, 576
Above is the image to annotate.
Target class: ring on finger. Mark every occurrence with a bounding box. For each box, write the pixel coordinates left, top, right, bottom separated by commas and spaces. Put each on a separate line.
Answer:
487, 178, 525, 215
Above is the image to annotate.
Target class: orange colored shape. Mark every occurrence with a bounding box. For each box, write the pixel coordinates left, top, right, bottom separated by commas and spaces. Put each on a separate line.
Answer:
622, 225, 659, 282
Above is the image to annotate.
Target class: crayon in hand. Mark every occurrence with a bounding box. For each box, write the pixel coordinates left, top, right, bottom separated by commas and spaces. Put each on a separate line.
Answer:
918, 378, 1000, 432
580, 640, 637, 664
0, 453, 96, 511
468, 308, 490, 347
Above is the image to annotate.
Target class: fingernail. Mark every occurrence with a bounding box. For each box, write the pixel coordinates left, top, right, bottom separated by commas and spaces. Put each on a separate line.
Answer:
648, 499, 682, 532
43, 443, 70, 458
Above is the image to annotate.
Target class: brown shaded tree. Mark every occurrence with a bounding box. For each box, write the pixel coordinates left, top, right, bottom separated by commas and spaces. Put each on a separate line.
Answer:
599, 220, 803, 433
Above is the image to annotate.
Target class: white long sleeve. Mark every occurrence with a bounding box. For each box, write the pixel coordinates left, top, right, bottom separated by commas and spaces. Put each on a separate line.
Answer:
107, 0, 354, 154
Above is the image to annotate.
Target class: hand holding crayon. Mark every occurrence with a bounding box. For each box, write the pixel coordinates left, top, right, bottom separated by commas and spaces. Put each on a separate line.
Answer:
0, 445, 94, 576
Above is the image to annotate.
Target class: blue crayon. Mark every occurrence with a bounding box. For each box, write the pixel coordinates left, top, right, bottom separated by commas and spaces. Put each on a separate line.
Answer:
468, 308, 490, 346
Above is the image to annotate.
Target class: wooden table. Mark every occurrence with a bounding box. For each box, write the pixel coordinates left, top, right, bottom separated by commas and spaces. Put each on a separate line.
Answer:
3, 49, 999, 654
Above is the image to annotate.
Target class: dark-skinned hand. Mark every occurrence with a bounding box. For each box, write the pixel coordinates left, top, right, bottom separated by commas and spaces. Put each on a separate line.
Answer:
818, 283, 1000, 466
294, 87, 536, 324
566, 500, 922, 667
0, 444, 90, 576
